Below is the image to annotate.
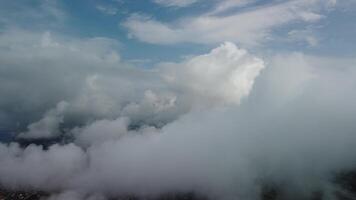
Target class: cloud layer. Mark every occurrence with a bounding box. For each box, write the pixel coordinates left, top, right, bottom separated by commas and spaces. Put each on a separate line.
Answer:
0, 30, 262, 139
0, 27, 356, 200
1, 1, 356, 199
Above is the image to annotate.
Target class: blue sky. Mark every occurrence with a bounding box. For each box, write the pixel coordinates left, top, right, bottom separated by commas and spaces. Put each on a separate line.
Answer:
1, 0, 355, 64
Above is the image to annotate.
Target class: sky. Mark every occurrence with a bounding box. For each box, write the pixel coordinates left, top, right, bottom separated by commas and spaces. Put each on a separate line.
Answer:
1, 1, 356, 200
1, 0, 356, 63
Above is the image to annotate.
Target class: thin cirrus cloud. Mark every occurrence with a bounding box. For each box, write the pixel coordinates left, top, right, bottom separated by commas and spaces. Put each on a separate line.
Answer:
287, 29, 319, 47
153, 0, 200, 7
208, 0, 257, 15
96, 5, 118, 15
123, 0, 333, 46
0, 0, 66, 28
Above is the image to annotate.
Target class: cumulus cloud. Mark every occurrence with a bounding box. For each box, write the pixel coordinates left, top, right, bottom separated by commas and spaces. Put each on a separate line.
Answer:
46, 191, 106, 200
0, 29, 159, 137
18, 101, 69, 139
0, 29, 262, 141
0, 0, 355, 199
0, 30, 129, 131
0, 143, 86, 190
72, 117, 130, 147
1, 53, 356, 199
0, 26, 356, 200
0, 27, 272, 199
123, 0, 333, 46
160, 42, 264, 105
0, 1, 356, 197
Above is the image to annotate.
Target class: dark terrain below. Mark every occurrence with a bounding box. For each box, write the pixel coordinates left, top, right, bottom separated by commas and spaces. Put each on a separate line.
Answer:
1, 172, 356, 200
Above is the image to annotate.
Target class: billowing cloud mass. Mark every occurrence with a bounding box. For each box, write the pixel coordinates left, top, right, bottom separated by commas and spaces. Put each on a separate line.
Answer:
0, 26, 356, 200
160, 42, 264, 105
18, 101, 69, 139
0, 30, 262, 139
1, 1, 356, 200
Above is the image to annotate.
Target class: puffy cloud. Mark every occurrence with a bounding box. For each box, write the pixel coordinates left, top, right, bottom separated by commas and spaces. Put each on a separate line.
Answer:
1, 11, 356, 199
0, 143, 86, 190
73, 117, 159, 148
160, 42, 264, 105
18, 101, 69, 139
73, 117, 132, 147
121, 90, 179, 127
0, 29, 160, 137
123, 0, 333, 46
46, 191, 106, 200
1, 41, 356, 199
67, 53, 356, 199
0, 29, 262, 140
0, 0, 355, 199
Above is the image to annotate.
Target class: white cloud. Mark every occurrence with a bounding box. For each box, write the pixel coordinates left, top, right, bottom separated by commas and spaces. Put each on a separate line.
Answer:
261, 53, 316, 104
0, 29, 160, 137
46, 191, 106, 200
160, 42, 264, 104
0, 0, 66, 28
288, 29, 319, 47
153, 0, 199, 7
73, 117, 130, 147
1, 52, 356, 198
0, 29, 263, 139
96, 5, 118, 15
1, 31, 356, 198
1, 0, 356, 199
209, 0, 256, 15
0, 143, 86, 190
124, 0, 333, 46
18, 101, 69, 139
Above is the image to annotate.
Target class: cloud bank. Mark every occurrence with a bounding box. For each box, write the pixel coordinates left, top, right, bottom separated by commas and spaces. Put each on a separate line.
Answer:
0, 26, 356, 200
0, 30, 262, 139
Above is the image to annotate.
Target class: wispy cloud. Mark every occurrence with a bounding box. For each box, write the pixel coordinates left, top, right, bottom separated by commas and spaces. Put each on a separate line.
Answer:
153, 0, 199, 7
288, 28, 319, 47
0, 0, 66, 28
124, 0, 333, 46
96, 5, 118, 15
